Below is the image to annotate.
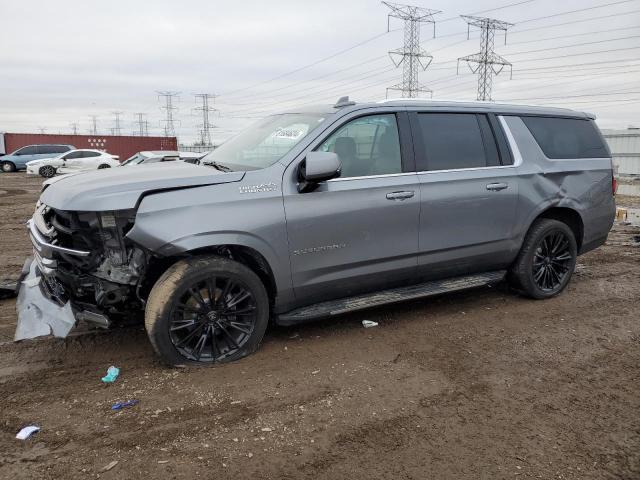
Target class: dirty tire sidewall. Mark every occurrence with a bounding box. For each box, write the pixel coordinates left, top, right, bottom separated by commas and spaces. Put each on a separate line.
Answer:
509, 218, 577, 299
1, 162, 16, 173
145, 255, 270, 366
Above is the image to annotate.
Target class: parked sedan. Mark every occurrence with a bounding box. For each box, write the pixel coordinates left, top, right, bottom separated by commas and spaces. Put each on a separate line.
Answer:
52, 150, 120, 175
1, 144, 74, 172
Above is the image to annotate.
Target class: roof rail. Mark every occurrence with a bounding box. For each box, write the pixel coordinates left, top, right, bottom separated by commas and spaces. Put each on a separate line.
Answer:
334, 96, 356, 108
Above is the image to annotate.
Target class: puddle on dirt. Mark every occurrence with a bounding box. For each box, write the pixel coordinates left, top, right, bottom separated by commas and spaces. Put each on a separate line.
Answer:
617, 183, 640, 196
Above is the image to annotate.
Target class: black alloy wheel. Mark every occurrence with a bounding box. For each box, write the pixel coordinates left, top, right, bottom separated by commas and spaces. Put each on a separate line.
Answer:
169, 277, 258, 363
532, 230, 573, 292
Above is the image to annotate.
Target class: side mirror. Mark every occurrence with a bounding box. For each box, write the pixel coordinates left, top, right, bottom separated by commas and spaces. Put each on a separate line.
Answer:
298, 151, 341, 193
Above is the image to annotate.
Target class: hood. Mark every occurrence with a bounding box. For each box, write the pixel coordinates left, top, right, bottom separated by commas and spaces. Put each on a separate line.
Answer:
40, 162, 245, 211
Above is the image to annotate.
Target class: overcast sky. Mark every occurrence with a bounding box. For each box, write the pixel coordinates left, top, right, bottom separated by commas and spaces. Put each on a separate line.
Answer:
1, 0, 639, 144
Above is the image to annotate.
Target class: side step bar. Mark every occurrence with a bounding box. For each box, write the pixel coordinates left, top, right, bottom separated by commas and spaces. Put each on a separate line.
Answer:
277, 270, 506, 325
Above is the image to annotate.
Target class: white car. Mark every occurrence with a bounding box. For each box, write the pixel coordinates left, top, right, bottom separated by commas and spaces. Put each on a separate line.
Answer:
120, 151, 205, 166
27, 149, 119, 177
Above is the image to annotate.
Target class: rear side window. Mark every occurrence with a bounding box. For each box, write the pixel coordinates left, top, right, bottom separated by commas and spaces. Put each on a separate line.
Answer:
16, 146, 38, 155
416, 113, 495, 171
82, 151, 101, 158
521, 116, 609, 159
39, 145, 70, 154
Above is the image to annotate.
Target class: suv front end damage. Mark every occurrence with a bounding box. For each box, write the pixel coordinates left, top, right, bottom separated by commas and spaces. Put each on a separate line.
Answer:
15, 203, 146, 340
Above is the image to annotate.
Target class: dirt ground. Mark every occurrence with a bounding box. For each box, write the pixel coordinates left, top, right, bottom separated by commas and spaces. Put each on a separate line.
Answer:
0, 172, 639, 479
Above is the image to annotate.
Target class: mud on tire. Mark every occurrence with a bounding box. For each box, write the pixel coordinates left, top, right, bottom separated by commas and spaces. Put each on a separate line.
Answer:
145, 255, 270, 366
509, 218, 577, 299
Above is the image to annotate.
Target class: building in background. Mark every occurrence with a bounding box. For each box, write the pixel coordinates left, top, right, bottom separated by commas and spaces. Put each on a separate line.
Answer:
0, 132, 177, 161
602, 128, 640, 179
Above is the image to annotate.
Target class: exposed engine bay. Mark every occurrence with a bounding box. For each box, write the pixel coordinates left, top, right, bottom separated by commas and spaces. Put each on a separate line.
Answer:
16, 203, 148, 339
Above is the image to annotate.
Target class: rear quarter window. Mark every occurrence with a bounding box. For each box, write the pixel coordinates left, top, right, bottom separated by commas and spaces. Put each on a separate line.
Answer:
521, 116, 609, 159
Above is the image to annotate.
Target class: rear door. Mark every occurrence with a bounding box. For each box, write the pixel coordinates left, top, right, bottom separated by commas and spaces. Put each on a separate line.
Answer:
283, 110, 421, 305
411, 111, 520, 279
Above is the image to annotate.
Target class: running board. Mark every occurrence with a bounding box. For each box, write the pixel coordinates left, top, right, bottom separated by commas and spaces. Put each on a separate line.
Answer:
277, 270, 506, 325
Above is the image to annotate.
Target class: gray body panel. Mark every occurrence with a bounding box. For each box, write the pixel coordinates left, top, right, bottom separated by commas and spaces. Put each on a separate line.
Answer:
40, 162, 244, 211
18, 99, 615, 339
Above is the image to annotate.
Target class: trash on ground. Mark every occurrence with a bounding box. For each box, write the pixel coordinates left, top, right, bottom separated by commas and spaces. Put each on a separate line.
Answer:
16, 425, 40, 440
101, 460, 118, 472
362, 320, 379, 328
101, 366, 120, 383
111, 399, 139, 411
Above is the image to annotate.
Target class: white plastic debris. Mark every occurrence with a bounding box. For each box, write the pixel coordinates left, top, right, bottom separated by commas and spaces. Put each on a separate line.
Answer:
101, 460, 118, 472
16, 425, 40, 440
362, 320, 378, 328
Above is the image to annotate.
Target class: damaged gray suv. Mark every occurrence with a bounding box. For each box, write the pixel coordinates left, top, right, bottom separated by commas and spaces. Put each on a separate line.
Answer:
17, 98, 616, 366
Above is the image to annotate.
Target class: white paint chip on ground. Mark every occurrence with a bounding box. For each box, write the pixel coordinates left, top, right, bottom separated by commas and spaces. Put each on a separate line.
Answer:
16, 425, 40, 440
362, 320, 378, 328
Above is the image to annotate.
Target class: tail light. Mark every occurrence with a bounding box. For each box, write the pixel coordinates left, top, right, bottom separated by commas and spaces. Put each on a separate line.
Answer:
612, 176, 617, 196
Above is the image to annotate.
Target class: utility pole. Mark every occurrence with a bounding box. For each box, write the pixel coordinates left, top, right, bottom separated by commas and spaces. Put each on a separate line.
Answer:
111, 110, 123, 136
457, 15, 513, 101
383, 1, 440, 98
157, 91, 180, 139
193, 93, 218, 147
89, 115, 99, 135
134, 113, 149, 136
70, 122, 79, 135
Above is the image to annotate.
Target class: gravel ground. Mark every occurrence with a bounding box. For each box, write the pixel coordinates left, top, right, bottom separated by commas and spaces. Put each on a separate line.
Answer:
0, 172, 639, 479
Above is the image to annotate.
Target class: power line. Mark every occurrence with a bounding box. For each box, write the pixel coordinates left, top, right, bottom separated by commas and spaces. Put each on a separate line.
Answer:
457, 15, 513, 101
383, 2, 441, 98
219, 0, 544, 101
69, 122, 79, 135
193, 93, 218, 147
89, 115, 98, 135
157, 91, 180, 138
111, 110, 123, 136
133, 113, 149, 137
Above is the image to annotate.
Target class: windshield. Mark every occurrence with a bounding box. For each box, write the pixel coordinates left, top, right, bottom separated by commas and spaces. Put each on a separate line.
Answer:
121, 153, 148, 166
200, 113, 326, 170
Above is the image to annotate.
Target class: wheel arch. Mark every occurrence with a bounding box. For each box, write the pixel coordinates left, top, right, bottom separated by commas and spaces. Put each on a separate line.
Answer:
531, 206, 584, 252
140, 244, 279, 308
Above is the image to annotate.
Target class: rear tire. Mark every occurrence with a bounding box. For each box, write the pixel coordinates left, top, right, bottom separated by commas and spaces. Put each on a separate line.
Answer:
509, 218, 577, 299
1, 162, 16, 173
145, 256, 269, 366
97, 164, 111, 169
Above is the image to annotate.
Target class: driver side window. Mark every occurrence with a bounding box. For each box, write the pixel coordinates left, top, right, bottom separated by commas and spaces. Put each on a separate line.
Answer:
316, 114, 402, 178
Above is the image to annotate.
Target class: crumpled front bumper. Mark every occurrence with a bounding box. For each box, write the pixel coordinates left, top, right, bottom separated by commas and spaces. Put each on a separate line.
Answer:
14, 259, 76, 341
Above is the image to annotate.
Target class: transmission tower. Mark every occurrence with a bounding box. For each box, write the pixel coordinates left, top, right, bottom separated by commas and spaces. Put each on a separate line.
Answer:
457, 15, 513, 101
157, 91, 180, 138
37, 126, 47, 134
89, 115, 99, 135
70, 122, 79, 135
111, 111, 123, 136
383, 1, 440, 98
193, 93, 218, 147
133, 113, 149, 136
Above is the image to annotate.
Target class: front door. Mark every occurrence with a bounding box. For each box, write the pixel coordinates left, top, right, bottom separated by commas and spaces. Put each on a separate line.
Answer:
283, 111, 421, 305
410, 111, 520, 279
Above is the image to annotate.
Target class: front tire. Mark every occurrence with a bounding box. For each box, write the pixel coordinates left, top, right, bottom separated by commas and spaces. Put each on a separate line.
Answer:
509, 218, 577, 299
39, 165, 56, 178
145, 256, 269, 366
1, 162, 16, 173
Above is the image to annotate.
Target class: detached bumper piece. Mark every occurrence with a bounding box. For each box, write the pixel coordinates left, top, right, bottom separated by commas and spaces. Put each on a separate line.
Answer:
15, 260, 76, 340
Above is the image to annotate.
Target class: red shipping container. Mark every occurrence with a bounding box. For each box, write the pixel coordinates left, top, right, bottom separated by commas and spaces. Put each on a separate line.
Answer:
1, 132, 177, 162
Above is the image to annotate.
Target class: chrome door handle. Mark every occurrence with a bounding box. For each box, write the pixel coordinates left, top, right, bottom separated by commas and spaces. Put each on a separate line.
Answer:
386, 191, 415, 201
486, 183, 508, 191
